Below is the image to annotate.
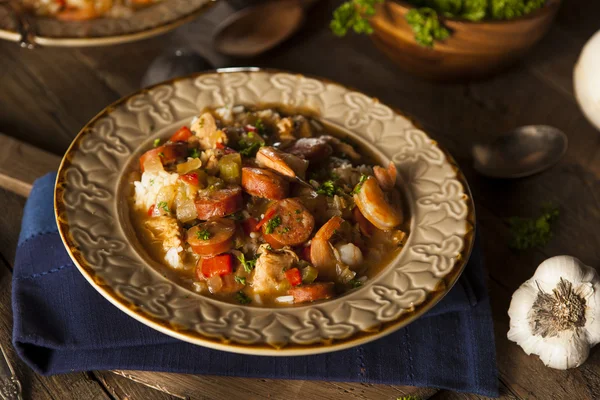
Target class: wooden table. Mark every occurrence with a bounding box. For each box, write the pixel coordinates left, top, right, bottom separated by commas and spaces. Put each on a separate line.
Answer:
1, 1, 599, 399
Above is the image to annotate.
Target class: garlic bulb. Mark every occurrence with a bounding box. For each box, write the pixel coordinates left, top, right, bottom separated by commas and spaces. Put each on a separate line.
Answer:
574, 30, 600, 132
507, 256, 600, 370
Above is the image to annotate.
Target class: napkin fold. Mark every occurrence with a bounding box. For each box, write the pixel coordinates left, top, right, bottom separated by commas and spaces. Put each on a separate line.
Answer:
12, 173, 498, 397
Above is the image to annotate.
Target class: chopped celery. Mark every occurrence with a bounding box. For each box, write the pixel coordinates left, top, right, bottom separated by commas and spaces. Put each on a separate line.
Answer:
219, 153, 242, 184
301, 265, 319, 284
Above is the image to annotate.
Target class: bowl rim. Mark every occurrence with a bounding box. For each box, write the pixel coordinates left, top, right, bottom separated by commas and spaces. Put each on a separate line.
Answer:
392, 0, 561, 26
0, 0, 216, 47
54, 67, 476, 355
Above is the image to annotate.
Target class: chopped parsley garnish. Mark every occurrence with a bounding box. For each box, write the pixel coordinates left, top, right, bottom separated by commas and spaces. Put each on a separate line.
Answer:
234, 276, 247, 285
295, 209, 301, 214
157, 201, 169, 213
281, 226, 291, 234
352, 174, 369, 194
317, 180, 344, 197
255, 118, 266, 135
235, 291, 252, 304
198, 118, 204, 128
238, 140, 263, 157
153, 138, 161, 147
196, 229, 211, 240
509, 203, 559, 250
236, 253, 258, 273
158, 152, 165, 158
149, 179, 155, 185
189, 148, 200, 159
264, 215, 282, 234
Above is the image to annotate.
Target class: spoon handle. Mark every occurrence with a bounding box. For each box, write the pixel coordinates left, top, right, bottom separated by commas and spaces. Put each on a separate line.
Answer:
3, 0, 36, 49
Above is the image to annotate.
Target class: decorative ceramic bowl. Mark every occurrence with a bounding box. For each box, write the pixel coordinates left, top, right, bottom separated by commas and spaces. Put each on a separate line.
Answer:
55, 68, 475, 355
0, 0, 214, 47
370, 0, 561, 81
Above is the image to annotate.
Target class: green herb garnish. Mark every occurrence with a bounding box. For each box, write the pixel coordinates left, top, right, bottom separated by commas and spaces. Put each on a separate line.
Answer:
157, 201, 169, 213
264, 215, 282, 234
158, 152, 165, 158
237, 253, 258, 273
317, 180, 344, 197
234, 276, 247, 285
226, 211, 244, 221
405, 7, 450, 48
352, 174, 369, 194
149, 179, 155, 185
153, 138, 161, 147
196, 229, 211, 240
189, 148, 201, 159
281, 227, 291, 234
238, 140, 263, 157
509, 203, 559, 250
330, 0, 383, 37
331, 0, 547, 48
255, 118, 266, 135
235, 291, 252, 304
295, 209, 301, 214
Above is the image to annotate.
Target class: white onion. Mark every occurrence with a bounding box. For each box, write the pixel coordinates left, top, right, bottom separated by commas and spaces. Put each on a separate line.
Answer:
176, 198, 197, 222
143, 155, 164, 173
207, 275, 223, 294
574, 30, 600, 132
177, 158, 202, 174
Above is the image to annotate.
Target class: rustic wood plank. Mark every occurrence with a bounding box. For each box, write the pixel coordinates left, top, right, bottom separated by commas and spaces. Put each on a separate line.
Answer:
94, 371, 178, 400
111, 370, 438, 400
0, 260, 111, 400
0, 188, 26, 265
0, 133, 61, 198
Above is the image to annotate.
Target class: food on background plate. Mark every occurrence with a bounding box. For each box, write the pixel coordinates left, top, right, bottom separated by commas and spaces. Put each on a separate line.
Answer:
130, 106, 408, 306
22, 0, 161, 20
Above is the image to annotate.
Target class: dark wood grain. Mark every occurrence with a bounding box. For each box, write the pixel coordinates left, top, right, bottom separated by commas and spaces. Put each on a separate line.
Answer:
0, 0, 600, 398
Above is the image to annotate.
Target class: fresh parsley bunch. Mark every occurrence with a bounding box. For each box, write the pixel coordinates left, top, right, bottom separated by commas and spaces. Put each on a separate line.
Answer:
508, 203, 559, 250
330, 0, 548, 48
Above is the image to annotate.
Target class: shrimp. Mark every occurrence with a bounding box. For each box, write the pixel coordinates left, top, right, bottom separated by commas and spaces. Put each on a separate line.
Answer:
373, 162, 398, 191
256, 146, 309, 180
353, 176, 402, 230
310, 216, 343, 281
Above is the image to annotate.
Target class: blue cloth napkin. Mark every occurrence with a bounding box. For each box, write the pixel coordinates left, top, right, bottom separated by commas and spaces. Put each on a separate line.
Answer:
12, 173, 498, 397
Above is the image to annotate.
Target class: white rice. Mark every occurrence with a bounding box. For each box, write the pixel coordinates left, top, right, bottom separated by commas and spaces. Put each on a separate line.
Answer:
214, 106, 233, 124
275, 295, 294, 304
133, 170, 179, 211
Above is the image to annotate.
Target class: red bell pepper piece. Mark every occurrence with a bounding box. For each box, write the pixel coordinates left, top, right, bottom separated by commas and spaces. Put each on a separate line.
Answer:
147, 204, 155, 216
285, 268, 302, 286
180, 172, 199, 186
170, 126, 193, 142
255, 208, 276, 231
201, 254, 233, 278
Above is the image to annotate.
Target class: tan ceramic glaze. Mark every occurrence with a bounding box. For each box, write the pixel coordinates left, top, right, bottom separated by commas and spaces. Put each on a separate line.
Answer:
370, 0, 561, 81
55, 68, 475, 355
0, 0, 214, 47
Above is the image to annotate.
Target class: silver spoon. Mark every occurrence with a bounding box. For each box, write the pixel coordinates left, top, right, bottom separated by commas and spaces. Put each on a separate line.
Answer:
213, 0, 316, 57
472, 125, 568, 179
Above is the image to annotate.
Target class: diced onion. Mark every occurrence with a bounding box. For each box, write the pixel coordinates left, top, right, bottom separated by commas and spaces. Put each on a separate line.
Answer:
207, 275, 223, 294
177, 158, 202, 175
176, 198, 198, 222
143, 155, 164, 173
275, 295, 294, 304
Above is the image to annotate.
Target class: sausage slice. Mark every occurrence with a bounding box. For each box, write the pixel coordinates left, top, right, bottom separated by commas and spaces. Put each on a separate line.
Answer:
195, 186, 243, 220
261, 198, 314, 248
288, 282, 335, 304
241, 167, 289, 200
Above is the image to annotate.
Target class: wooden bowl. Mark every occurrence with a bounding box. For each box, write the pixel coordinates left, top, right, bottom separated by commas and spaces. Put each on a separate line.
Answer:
369, 0, 561, 81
